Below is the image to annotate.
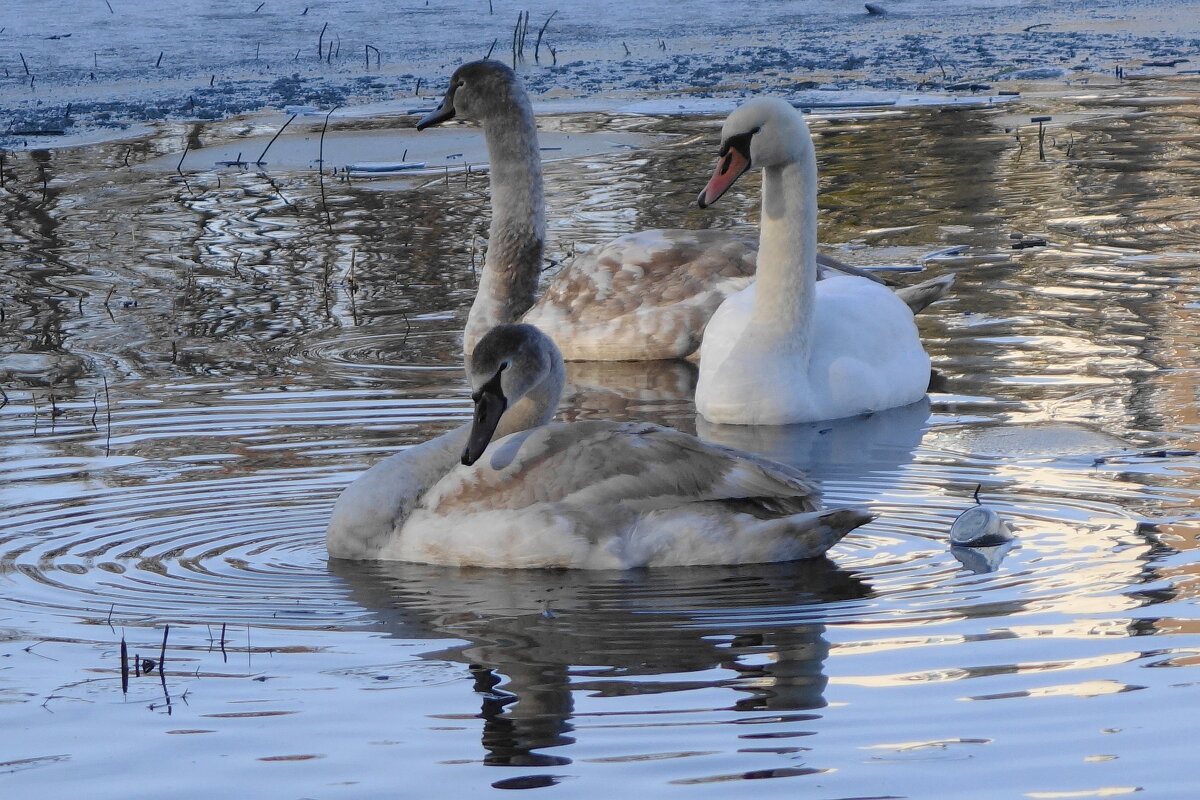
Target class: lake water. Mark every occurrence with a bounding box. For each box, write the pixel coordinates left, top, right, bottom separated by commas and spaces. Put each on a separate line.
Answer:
2, 83, 1199, 797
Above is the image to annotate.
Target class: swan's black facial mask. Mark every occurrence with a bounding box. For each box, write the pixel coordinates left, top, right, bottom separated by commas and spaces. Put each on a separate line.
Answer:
462, 366, 507, 466
417, 82, 459, 130
697, 128, 756, 208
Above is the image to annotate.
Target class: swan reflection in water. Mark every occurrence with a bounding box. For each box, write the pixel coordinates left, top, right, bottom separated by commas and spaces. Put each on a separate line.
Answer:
698, 397, 931, 482
328, 558, 870, 768
560, 358, 699, 428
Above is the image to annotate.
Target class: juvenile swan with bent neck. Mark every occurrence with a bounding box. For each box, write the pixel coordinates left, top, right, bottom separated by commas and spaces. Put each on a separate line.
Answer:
326, 324, 872, 568
417, 60, 951, 361
694, 98, 934, 425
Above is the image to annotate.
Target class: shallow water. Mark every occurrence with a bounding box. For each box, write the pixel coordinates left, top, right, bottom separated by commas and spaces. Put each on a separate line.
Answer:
2, 83, 1200, 797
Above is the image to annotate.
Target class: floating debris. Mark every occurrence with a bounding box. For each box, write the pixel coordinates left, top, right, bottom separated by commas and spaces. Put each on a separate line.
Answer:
951, 505, 1012, 547
1012, 238, 1048, 249
346, 161, 427, 173
950, 486, 1013, 548
921, 245, 969, 261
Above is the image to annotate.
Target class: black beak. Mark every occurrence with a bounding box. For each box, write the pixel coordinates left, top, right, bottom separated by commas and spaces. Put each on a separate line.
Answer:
461, 369, 507, 466
416, 85, 457, 130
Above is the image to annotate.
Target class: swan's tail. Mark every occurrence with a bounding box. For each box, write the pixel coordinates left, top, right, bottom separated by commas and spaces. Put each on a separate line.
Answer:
896, 273, 955, 314
767, 506, 874, 561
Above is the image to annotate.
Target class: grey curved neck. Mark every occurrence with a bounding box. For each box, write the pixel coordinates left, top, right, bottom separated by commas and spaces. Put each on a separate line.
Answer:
464, 102, 546, 357
494, 354, 564, 441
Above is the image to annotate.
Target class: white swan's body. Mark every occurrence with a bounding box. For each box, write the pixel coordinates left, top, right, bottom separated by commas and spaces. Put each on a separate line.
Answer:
326, 324, 871, 568
695, 99, 931, 425
418, 60, 951, 362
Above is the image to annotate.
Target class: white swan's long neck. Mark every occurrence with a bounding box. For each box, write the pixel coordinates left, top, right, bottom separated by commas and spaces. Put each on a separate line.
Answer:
750, 145, 819, 357
464, 104, 546, 357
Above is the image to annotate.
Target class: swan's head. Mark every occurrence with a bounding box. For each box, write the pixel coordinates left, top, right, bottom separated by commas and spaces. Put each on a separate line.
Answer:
416, 60, 526, 130
697, 97, 813, 208
462, 324, 564, 466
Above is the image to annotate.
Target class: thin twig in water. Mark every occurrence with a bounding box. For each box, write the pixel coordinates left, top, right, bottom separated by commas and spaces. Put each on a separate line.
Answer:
485, 38, 497, 60
511, 14, 520, 67
317, 21, 327, 60
158, 625, 169, 678
534, 10, 556, 63
101, 374, 112, 456
24, 641, 58, 661
932, 54, 947, 82
120, 635, 129, 694
176, 140, 189, 173
254, 113, 297, 165
318, 106, 338, 232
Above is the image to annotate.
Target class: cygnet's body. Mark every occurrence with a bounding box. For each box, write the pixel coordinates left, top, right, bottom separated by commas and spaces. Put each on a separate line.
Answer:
326, 324, 872, 568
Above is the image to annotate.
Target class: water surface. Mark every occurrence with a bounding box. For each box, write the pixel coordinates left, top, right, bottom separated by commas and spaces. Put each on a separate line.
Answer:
2, 85, 1199, 797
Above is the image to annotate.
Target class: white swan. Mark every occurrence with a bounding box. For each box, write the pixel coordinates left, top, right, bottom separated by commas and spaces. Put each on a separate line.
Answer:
694, 98, 932, 425
417, 60, 951, 361
326, 324, 872, 568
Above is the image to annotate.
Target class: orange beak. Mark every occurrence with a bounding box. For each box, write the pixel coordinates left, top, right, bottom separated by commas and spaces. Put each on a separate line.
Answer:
698, 146, 751, 208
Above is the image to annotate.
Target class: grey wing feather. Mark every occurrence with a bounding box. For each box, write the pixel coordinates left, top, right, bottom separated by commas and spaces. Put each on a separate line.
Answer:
425, 421, 819, 516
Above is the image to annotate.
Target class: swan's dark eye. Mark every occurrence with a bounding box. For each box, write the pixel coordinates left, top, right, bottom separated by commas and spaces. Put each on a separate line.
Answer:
721, 128, 757, 161
456, 80, 466, 88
